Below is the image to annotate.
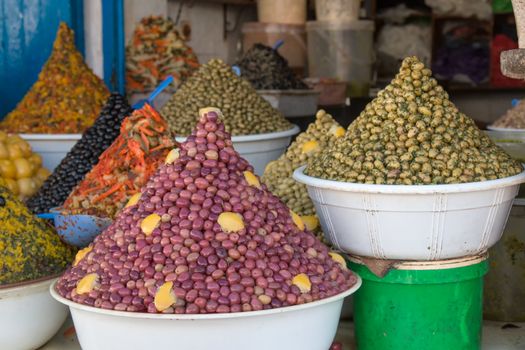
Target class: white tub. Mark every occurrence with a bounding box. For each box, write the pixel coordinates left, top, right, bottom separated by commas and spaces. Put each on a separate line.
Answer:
258, 90, 319, 117
50, 278, 360, 350
487, 125, 525, 133
177, 125, 300, 175
21, 134, 81, 172
0, 277, 68, 350
294, 166, 525, 260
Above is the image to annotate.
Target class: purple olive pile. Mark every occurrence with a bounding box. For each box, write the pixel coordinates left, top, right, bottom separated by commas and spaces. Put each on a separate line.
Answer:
56, 107, 356, 314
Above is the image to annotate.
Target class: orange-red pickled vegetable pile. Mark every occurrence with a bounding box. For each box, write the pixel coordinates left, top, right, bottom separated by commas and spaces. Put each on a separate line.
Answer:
126, 16, 199, 94
62, 104, 176, 218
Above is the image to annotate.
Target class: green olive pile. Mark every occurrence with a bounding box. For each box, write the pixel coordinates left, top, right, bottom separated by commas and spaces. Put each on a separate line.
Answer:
306, 56, 523, 185
161, 59, 292, 136
263, 110, 344, 236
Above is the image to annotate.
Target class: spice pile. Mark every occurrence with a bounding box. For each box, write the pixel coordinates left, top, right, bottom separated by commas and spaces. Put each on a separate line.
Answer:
61, 104, 175, 218
492, 100, 525, 129
161, 59, 292, 136
126, 16, 199, 94
306, 56, 523, 185
0, 23, 109, 134
55, 108, 356, 314
235, 43, 307, 90
0, 182, 75, 286
263, 110, 344, 235
0, 132, 50, 201
27, 93, 133, 214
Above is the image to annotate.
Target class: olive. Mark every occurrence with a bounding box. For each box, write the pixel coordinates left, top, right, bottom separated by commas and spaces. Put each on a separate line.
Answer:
234, 43, 307, 90
27, 93, 132, 213
306, 56, 523, 185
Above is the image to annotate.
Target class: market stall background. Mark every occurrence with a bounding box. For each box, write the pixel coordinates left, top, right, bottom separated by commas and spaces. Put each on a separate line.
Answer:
1, 0, 525, 349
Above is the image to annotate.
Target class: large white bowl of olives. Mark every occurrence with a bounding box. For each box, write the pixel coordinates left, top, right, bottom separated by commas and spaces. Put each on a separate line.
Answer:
294, 166, 525, 260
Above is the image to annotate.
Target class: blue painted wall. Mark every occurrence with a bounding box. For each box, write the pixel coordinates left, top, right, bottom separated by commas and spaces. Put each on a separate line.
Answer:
0, 0, 84, 118
102, 0, 125, 93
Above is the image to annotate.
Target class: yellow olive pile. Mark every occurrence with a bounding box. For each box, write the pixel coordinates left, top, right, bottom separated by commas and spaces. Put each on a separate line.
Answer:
307, 56, 523, 185
0, 132, 50, 201
263, 110, 345, 238
0, 181, 75, 286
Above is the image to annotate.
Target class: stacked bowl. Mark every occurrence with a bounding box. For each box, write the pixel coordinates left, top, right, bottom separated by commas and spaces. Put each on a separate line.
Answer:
294, 56, 525, 349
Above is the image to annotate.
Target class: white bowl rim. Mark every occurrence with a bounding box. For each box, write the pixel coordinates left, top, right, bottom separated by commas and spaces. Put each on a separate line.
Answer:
487, 125, 525, 132
50, 275, 361, 320
19, 134, 83, 140
293, 165, 525, 194
348, 253, 488, 271
175, 124, 300, 142
0, 276, 59, 297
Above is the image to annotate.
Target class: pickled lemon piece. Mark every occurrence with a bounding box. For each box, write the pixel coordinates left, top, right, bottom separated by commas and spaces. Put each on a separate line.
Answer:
301, 140, 319, 154
165, 148, 180, 164
125, 193, 141, 208
218, 212, 245, 233
141, 213, 161, 236
154, 281, 177, 312
329, 252, 347, 270
290, 210, 305, 231
292, 273, 311, 293
76, 273, 98, 294
74, 246, 93, 266
243, 171, 261, 189
300, 215, 319, 231
330, 125, 345, 138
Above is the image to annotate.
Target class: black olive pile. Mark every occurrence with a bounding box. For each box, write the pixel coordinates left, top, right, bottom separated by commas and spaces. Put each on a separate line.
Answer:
235, 43, 307, 90
27, 93, 132, 213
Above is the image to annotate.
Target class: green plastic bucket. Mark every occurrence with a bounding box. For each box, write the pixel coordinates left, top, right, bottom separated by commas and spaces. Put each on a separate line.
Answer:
349, 254, 488, 350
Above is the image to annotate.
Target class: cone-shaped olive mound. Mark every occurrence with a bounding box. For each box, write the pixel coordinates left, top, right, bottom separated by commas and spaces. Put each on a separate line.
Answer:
263, 110, 344, 218
0, 23, 109, 134
161, 59, 292, 136
0, 181, 75, 286
56, 108, 356, 314
306, 57, 523, 185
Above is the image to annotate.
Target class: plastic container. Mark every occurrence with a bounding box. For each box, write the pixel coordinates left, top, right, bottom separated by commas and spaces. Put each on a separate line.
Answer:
21, 134, 82, 172
177, 125, 299, 176
129, 91, 172, 110
484, 199, 525, 321
50, 278, 361, 350
350, 254, 488, 350
315, 0, 361, 22
242, 22, 307, 72
304, 78, 348, 106
487, 125, 525, 133
293, 165, 525, 260
38, 208, 112, 248
257, 0, 306, 24
306, 20, 374, 97
258, 90, 319, 117
0, 276, 68, 350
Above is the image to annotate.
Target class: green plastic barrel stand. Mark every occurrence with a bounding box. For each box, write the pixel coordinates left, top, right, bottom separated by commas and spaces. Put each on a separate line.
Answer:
350, 259, 488, 350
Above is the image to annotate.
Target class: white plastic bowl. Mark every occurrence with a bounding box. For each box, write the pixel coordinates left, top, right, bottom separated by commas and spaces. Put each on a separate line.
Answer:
487, 125, 525, 133
51, 277, 361, 350
176, 125, 300, 175
21, 134, 82, 172
294, 166, 525, 260
0, 276, 68, 350
258, 90, 320, 117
